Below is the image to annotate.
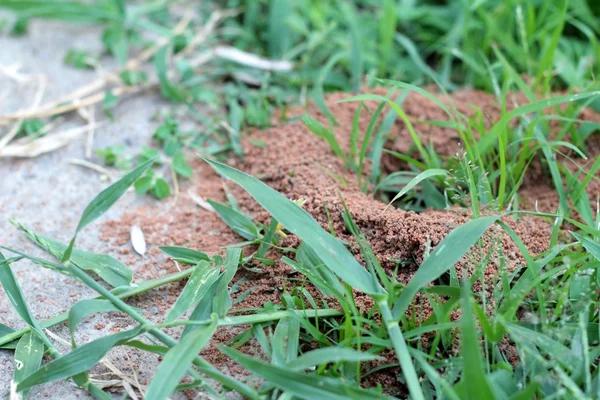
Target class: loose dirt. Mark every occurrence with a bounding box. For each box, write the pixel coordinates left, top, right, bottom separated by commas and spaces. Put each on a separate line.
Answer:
100, 87, 600, 395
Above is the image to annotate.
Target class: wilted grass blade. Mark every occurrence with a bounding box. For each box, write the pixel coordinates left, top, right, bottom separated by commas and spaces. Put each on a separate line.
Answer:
220, 346, 390, 400
166, 261, 220, 322
13, 332, 44, 398
202, 157, 380, 295
17, 326, 144, 392
62, 157, 156, 262
393, 215, 499, 318
145, 314, 218, 400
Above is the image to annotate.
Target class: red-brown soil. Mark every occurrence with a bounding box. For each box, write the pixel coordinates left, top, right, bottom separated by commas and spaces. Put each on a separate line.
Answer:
100, 87, 600, 394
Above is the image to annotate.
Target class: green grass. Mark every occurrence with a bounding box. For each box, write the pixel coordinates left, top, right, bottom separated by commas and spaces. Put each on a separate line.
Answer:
2, 0, 600, 399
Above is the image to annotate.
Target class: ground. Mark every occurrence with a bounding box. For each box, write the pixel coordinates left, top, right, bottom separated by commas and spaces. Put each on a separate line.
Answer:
0, 19, 170, 398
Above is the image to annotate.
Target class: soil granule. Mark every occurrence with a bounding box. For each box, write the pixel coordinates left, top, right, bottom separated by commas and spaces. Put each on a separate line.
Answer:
99, 87, 600, 393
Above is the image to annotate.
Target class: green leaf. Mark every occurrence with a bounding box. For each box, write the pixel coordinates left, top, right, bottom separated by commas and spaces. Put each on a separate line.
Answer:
102, 23, 128, 65
68, 299, 121, 346
172, 153, 193, 178
286, 347, 382, 371
207, 200, 260, 240
152, 178, 171, 199
134, 175, 154, 195
213, 248, 242, 317
458, 285, 495, 400
221, 346, 389, 400
62, 157, 156, 263
202, 158, 380, 295
159, 246, 211, 265
393, 215, 499, 318
13, 332, 44, 398
166, 261, 220, 322
145, 314, 218, 400
17, 326, 144, 392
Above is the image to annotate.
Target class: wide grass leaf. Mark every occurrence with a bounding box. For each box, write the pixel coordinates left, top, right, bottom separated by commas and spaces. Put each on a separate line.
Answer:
221, 346, 390, 400
13, 332, 44, 398
62, 157, 155, 262
17, 326, 144, 392
202, 158, 380, 295
145, 314, 218, 400
166, 261, 220, 322
393, 215, 499, 318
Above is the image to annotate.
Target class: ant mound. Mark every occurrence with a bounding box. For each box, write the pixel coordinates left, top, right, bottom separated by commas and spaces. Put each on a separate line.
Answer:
101, 87, 600, 393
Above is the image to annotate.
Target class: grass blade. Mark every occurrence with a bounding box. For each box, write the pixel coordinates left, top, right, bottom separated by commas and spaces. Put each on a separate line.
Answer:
166, 261, 220, 322
145, 314, 218, 400
68, 299, 121, 346
201, 157, 380, 295
302, 115, 345, 159
393, 215, 499, 318
220, 346, 390, 400
383, 169, 447, 211
213, 248, 242, 317
159, 246, 211, 265
13, 332, 44, 399
208, 199, 260, 240
17, 326, 144, 392
286, 347, 382, 371
458, 285, 495, 400
62, 157, 156, 262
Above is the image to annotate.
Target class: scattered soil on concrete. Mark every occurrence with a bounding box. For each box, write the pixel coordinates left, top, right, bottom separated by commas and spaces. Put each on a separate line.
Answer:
100, 87, 600, 394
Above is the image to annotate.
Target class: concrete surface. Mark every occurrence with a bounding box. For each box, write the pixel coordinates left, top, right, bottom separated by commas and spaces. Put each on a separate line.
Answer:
0, 19, 182, 398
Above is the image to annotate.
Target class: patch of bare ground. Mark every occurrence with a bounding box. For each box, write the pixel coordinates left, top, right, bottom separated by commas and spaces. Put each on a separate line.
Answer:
100, 87, 600, 394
